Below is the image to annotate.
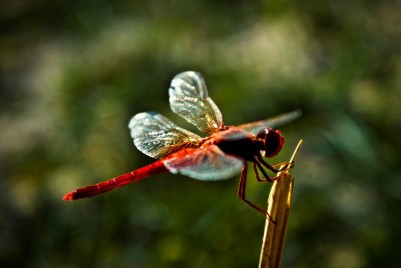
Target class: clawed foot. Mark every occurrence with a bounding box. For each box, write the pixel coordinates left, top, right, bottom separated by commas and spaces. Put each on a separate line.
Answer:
272, 161, 295, 173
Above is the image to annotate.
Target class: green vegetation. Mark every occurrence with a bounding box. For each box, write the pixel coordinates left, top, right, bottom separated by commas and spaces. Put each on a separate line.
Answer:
1, 1, 400, 267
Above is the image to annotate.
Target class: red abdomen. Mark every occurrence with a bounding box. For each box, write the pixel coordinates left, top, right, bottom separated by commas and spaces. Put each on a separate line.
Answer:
63, 159, 169, 200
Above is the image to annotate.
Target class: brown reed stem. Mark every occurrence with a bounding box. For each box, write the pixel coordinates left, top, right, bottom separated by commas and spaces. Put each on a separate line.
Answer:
258, 140, 303, 268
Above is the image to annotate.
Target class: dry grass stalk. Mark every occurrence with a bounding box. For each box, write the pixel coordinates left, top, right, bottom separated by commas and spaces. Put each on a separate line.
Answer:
258, 140, 303, 268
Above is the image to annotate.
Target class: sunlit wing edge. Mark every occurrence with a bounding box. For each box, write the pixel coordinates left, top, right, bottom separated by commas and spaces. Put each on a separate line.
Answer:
238, 110, 302, 135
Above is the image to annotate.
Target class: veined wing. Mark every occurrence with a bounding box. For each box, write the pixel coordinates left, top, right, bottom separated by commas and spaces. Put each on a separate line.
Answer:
169, 71, 223, 134
129, 112, 202, 159
163, 145, 244, 181
238, 110, 301, 135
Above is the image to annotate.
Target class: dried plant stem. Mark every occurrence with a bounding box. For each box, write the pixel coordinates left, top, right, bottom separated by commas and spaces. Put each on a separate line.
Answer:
258, 140, 303, 268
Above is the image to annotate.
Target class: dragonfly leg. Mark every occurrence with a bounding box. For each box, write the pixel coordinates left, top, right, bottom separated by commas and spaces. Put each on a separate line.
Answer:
272, 161, 294, 172
256, 155, 280, 173
253, 162, 266, 182
238, 164, 275, 222
253, 161, 271, 182
254, 157, 292, 183
255, 160, 284, 183
257, 155, 294, 173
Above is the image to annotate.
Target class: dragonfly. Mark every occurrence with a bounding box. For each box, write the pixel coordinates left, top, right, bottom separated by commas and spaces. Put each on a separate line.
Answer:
63, 71, 300, 215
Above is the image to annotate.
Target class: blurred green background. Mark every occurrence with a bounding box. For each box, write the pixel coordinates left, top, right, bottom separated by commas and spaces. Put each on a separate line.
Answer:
1, 1, 400, 267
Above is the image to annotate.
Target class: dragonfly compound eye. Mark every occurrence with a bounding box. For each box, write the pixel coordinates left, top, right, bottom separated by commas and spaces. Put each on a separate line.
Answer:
256, 128, 285, 158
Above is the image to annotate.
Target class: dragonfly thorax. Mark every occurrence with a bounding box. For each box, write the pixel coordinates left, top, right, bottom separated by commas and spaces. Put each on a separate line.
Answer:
212, 127, 262, 161
256, 128, 284, 158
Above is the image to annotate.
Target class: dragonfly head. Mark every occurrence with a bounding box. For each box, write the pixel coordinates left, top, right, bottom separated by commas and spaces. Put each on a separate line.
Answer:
256, 128, 285, 158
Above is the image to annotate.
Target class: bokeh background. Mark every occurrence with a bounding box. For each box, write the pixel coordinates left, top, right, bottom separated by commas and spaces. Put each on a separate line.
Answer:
1, 1, 400, 267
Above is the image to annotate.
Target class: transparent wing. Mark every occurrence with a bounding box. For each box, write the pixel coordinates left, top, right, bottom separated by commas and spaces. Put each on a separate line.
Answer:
237, 110, 302, 135
129, 112, 202, 159
169, 71, 223, 133
163, 145, 244, 181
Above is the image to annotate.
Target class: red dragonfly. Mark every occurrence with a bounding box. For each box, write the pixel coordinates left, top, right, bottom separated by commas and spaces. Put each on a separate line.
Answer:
63, 71, 300, 215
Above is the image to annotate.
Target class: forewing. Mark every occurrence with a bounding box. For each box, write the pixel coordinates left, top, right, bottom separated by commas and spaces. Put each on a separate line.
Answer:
238, 110, 301, 135
169, 71, 223, 133
129, 112, 202, 159
163, 145, 244, 181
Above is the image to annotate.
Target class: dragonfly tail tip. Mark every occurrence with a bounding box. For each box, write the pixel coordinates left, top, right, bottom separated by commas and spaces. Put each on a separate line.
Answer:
63, 192, 75, 201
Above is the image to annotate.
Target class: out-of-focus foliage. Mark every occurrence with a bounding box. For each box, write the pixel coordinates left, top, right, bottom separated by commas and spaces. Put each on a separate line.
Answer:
1, 1, 400, 267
